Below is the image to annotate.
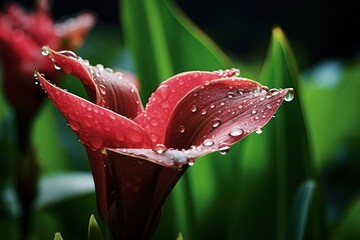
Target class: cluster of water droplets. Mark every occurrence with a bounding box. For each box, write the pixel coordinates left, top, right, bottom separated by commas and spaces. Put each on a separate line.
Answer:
214, 68, 241, 77
174, 77, 296, 159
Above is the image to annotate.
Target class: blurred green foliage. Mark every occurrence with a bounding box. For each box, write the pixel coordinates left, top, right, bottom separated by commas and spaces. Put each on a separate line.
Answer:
0, 0, 359, 239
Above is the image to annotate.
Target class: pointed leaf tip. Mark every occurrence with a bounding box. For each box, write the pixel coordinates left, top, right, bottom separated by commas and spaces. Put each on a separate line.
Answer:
88, 214, 104, 240
54, 232, 64, 240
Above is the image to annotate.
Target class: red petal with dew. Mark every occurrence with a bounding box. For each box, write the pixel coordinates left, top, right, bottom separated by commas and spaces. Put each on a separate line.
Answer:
36, 70, 151, 150
134, 69, 240, 144
43, 47, 143, 118
165, 77, 293, 150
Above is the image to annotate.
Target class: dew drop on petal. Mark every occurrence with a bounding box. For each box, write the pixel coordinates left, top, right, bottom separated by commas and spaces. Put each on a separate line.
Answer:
203, 139, 214, 147
96, 64, 104, 71
58, 50, 78, 58
41, 46, 49, 56
229, 126, 243, 137
285, 88, 295, 102
201, 109, 207, 115
54, 63, 61, 70
188, 161, 194, 166
99, 84, 106, 95
251, 110, 258, 114
178, 125, 185, 133
68, 121, 81, 131
219, 142, 230, 155
260, 86, 269, 93
212, 118, 222, 128
227, 92, 235, 98
153, 144, 167, 154
191, 105, 197, 113
256, 128, 263, 134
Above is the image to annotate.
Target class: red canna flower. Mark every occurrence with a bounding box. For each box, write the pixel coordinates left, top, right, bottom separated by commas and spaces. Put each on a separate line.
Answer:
36, 47, 294, 239
0, 0, 95, 119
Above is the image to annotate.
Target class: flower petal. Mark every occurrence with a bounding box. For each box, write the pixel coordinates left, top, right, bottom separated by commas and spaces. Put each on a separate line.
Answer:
43, 47, 143, 118
164, 78, 293, 150
134, 69, 240, 144
36, 70, 151, 150
55, 12, 96, 49
106, 149, 187, 239
4, 1, 56, 46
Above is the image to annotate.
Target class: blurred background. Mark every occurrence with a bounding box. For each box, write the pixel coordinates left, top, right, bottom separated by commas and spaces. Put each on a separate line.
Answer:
2, 0, 359, 67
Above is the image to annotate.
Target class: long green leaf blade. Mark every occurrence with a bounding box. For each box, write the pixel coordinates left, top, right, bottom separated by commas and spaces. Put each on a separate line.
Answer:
286, 180, 316, 240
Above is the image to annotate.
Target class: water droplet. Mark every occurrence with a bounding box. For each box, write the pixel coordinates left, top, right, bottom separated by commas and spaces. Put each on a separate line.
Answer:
220, 102, 225, 106
191, 105, 197, 113
229, 126, 243, 137
178, 125, 185, 133
212, 118, 222, 128
69, 121, 80, 131
227, 92, 235, 98
96, 64, 104, 71
203, 139, 214, 147
201, 109, 207, 115
219, 142, 230, 155
54, 63, 61, 70
105, 67, 113, 73
154, 144, 167, 154
99, 84, 106, 95
260, 86, 269, 93
266, 89, 279, 98
188, 161, 194, 166
210, 103, 216, 109
90, 138, 103, 150
58, 50, 78, 58
256, 128, 263, 134
254, 115, 260, 121
41, 46, 49, 56
285, 88, 294, 102
238, 105, 243, 109
251, 110, 258, 114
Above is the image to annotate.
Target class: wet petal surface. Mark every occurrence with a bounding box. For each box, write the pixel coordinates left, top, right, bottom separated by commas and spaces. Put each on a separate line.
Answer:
43, 47, 143, 118
164, 78, 292, 150
135, 69, 240, 144
36, 71, 151, 151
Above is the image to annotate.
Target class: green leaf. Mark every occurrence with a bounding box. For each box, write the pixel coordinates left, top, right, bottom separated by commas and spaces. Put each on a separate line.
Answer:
227, 27, 327, 239
36, 172, 94, 210
121, 0, 232, 101
54, 232, 64, 240
88, 214, 104, 240
301, 59, 360, 170
285, 180, 316, 240
176, 232, 183, 240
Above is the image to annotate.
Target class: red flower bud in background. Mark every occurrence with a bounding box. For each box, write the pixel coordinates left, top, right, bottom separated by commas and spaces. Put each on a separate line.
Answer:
0, 0, 95, 120
0, 0, 95, 149
36, 47, 294, 239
